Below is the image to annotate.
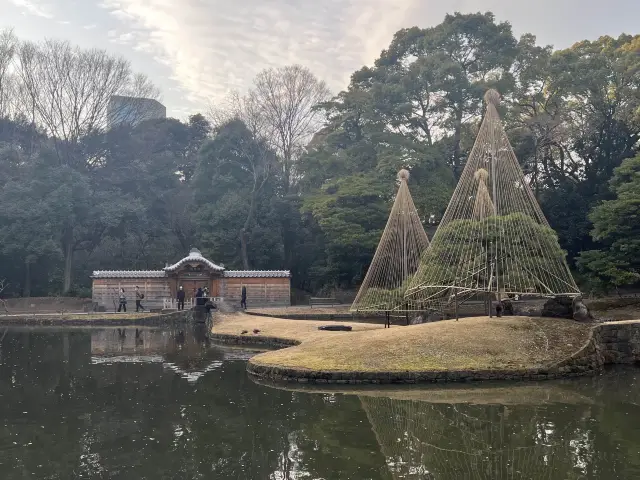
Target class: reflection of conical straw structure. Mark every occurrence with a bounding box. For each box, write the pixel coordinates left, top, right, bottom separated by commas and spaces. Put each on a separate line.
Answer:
406, 89, 580, 313
351, 170, 430, 313
359, 396, 581, 480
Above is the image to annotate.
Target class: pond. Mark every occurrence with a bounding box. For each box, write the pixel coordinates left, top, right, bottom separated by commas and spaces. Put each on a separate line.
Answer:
0, 326, 639, 479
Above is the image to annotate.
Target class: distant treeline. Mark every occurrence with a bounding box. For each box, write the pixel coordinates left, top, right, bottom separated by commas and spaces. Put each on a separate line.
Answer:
0, 13, 638, 298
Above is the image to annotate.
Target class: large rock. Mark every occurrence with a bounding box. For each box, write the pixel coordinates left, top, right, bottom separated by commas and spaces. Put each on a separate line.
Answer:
572, 296, 594, 322
541, 296, 574, 319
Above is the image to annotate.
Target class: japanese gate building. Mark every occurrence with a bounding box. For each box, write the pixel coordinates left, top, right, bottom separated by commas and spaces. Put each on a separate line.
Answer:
91, 248, 291, 310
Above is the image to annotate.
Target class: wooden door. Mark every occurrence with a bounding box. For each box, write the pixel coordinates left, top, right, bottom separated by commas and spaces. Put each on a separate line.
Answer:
211, 279, 221, 297
180, 280, 208, 299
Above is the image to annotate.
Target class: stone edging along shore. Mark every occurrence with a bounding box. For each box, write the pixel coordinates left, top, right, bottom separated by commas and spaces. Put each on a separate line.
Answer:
213, 321, 640, 385
0, 310, 191, 326
245, 310, 358, 321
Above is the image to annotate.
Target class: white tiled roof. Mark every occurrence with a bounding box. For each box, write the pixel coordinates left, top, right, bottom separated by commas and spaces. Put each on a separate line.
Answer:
163, 248, 225, 272
92, 270, 167, 279
223, 270, 290, 278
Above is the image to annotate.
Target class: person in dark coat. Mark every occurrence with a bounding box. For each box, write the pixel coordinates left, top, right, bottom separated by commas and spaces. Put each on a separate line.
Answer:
176, 286, 186, 310
135, 286, 145, 312
117, 288, 127, 312
196, 287, 205, 306
241, 285, 247, 310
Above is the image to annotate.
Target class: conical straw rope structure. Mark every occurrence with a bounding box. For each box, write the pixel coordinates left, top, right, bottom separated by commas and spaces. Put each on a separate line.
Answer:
406, 89, 579, 312
351, 169, 430, 313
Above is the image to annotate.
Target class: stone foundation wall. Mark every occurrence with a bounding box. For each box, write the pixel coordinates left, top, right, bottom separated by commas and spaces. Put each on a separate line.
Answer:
593, 321, 640, 364
0, 310, 191, 326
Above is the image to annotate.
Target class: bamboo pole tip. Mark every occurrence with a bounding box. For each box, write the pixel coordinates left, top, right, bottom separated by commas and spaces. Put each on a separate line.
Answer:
398, 169, 410, 182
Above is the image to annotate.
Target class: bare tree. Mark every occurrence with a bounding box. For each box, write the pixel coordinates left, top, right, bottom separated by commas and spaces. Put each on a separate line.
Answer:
13, 39, 160, 160
0, 28, 18, 118
250, 65, 330, 191
211, 65, 330, 192
11, 38, 160, 294
208, 90, 272, 146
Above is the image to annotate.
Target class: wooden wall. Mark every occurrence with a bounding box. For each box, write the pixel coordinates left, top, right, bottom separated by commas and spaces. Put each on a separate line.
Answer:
92, 275, 291, 309
223, 277, 291, 307
92, 278, 170, 311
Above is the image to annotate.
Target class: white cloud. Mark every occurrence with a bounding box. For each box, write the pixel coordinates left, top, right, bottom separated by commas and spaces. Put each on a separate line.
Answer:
9, 0, 54, 19
99, 0, 420, 109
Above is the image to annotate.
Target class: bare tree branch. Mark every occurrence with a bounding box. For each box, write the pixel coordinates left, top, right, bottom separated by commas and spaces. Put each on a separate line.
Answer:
250, 65, 331, 190
13, 39, 160, 161
0, 28, 18, 118
210, 65, 330, 192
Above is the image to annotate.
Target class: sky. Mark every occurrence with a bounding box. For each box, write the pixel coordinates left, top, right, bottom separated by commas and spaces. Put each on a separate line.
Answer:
3, 0, 639, 119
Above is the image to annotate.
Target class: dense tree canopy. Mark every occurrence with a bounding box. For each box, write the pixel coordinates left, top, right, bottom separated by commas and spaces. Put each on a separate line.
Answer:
578, 154, 640, 292
0, 15, 638, 298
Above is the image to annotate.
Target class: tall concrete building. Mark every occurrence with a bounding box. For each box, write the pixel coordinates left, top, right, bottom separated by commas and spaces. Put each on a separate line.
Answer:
107, 95, 166, 128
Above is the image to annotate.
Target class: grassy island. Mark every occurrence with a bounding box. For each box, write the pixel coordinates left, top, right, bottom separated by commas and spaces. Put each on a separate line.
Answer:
212, 314, 596, 383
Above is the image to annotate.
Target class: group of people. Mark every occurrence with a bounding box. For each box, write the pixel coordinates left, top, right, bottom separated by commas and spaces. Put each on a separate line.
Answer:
177, 284, 247, 310
116, 284, 248, 313
117, 286, 145, 313
175, 285, 211, 310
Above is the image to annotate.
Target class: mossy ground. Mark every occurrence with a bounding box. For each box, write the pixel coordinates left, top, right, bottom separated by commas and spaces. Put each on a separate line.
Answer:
214, 314, 592, 373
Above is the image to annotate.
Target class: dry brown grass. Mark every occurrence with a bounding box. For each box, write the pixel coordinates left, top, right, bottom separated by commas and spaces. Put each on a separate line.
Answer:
245, 316, 591, 373
213, 313, 382, 342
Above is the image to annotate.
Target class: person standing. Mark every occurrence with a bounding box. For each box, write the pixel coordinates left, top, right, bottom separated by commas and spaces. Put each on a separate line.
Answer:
196, 287, 205, 306
117, 288, 127, 312
177, 286, 185, 310
135, 286, 145, 312
241, 285, 247, 310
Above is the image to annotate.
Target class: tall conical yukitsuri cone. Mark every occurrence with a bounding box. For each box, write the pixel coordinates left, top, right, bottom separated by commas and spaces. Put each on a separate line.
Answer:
350, 169, 430, 313
406, 89, 580, 312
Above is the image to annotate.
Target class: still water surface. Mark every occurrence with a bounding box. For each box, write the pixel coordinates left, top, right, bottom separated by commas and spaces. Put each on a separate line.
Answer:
1, 326, 639, 479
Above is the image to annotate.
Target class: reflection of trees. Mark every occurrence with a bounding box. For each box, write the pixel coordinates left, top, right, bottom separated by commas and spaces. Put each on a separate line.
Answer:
359, 392, 639, 480
0, 328, 385, 479
3, 329, 640, 479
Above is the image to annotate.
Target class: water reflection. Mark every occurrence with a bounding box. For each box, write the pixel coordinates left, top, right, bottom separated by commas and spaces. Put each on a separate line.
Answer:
1, 327, 639, 479
255, 373, 640, 480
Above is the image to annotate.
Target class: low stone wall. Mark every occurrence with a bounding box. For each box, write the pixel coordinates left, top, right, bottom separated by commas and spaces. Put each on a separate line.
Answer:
246, 363, 598, 384
244, 320, 640, 385
245, 310, 358, 321
0, 310, 191, 326
210, 333, 298, 349
593, 320, 640, 364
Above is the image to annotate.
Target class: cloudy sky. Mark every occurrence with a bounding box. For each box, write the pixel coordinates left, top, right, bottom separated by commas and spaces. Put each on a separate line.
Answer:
4, 0, 638, 119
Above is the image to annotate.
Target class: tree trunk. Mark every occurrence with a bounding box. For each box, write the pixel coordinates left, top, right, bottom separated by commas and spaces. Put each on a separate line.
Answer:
239, 228, 250, 270
63, 238, 73, 294
239, 194, 257, 270
24, 259, 31, 297
451, 106, 464, 177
